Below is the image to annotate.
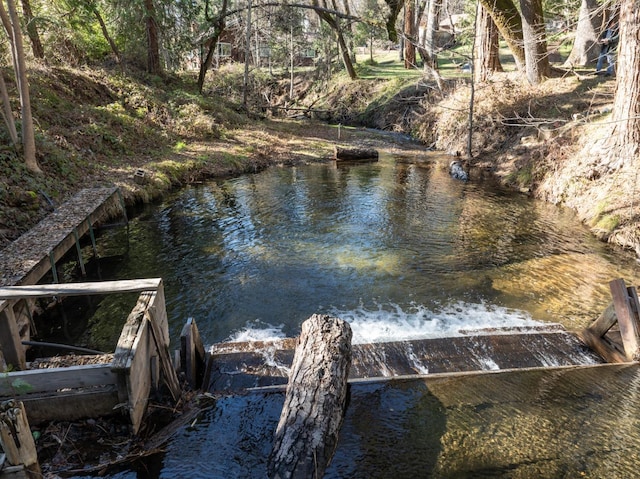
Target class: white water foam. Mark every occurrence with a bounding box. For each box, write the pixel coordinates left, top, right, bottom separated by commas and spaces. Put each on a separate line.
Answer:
226, 301, 544, 345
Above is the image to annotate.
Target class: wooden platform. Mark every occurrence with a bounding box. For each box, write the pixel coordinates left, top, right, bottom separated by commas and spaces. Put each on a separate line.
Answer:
0, 187, 125, 369
205, 325, 604, 393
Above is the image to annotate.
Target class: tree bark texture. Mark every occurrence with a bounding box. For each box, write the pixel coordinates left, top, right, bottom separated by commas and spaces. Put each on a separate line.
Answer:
144, 0, 161, 74
20, 0, 43, 59
334, 146, 379, 161
564, 0, 602, 67
268, 314, 352, 479
519, 0, 550, 84
474, 2, 503, 82
479, 0, 525, 72
422, 0, 441, 70
403, 0, 416, 68
608, 0, 640, 170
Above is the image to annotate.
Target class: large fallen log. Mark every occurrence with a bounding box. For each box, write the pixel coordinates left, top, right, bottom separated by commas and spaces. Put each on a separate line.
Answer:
334, 145, 379, 162
268, 314, 352, 479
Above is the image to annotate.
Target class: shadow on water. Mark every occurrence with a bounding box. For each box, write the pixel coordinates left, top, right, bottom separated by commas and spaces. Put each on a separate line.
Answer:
82, 363, 640, 478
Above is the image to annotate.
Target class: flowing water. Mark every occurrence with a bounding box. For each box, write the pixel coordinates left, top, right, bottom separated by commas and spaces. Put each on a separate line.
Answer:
56, 145, 640, 478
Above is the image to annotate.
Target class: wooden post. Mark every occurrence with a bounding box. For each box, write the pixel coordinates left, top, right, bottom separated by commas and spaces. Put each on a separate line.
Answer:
0, 303, 26, 370
609, 279, 640, 361
180, 317, 206, 390
268, 314, 352, 479
0, 400, 40, 478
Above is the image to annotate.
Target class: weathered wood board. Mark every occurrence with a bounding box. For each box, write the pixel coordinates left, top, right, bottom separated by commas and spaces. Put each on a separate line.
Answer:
206, 326, 603, 393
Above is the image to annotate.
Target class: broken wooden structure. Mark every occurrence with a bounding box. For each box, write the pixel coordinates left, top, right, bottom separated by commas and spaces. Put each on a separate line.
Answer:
0, 400, 40, 479
334, 145, 379, 162
0, 187, 127, 370
0, 279, 180, 434
268, 315, 352, 479
578, 278, 640, 363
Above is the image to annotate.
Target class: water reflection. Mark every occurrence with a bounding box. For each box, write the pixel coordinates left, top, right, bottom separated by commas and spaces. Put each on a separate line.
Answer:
75, 151, 639, 349
85, 364, 640, 478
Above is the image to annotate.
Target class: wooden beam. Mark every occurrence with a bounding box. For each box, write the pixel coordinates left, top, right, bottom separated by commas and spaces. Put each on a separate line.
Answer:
0, 364, 116, 397
0, 278, 162, 300
181, 318, 206, 390
576, 328, 628, 364
147, 311, 181, 401
609, 279, 640, 361
587, 303, 617, 337
0, 306, 25, 371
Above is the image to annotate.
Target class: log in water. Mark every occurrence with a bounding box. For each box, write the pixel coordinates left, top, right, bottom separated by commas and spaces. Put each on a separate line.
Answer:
268, 314, 352, 479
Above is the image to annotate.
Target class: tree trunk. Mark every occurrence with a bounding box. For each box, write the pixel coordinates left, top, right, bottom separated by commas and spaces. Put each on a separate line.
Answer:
606, 0, 640, 171
519, 0, 550, 84
91, 2, 120, 63
383, 0, 404, 42
0, 70, 18, 147
479, 0, 525, 72
197, 0, 228, 93
422, 0, 441, 70
313, 0, 357, 80
5, 0, 41, 174
268, 314, 352, 479
403, 0, 416, 68
20, 0, 43, 59
564, 0, 602, 67
144, 0, 161, 75
474, 2, 503, 81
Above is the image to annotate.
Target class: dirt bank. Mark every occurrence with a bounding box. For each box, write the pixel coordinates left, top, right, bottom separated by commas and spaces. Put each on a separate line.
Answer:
1, 65, 636, 259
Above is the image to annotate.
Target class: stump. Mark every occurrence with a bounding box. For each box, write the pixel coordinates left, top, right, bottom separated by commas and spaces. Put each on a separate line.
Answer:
268, 314, 352, 479
334, 145, 379, 161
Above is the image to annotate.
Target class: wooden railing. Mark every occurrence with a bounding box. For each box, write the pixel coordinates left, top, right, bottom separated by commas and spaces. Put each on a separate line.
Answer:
0, 278, 181, 434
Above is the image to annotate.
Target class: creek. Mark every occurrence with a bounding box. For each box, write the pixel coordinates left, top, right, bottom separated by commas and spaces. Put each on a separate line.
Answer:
48, 143, 640, 477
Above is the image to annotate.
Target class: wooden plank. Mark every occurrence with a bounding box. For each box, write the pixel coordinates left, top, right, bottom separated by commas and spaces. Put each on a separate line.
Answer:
147, 310, 181, 401
0, 188, 121, 288
609, 279, 640, 361
20, 387, 120, 424
181, 318, 206, 389
0, 307, 26, 371
587, 303, 617, 337
112, 292, 154, 371
576, 328, 628, 364
0, 278, 162, 300
0, 364, 116, 396
126, 319, 151, 434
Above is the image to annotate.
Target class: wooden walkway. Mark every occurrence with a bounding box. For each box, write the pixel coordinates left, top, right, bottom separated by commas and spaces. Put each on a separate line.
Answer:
0, 187, 124, 287
0, 187, 125, 370
205, 325, 604, 393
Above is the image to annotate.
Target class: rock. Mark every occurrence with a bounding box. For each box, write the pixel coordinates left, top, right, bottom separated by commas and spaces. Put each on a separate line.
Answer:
449, 161, 469, 181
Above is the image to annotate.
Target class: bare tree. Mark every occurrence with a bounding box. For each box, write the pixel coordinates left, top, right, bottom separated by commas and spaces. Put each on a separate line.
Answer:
479, 0, 525, 71
605, 0, 639, 171
2, 0, 41, 173
564, 0, 602, 67
474, 2, 502, 82
519, 0, 549, 84
20, 0, 43, 59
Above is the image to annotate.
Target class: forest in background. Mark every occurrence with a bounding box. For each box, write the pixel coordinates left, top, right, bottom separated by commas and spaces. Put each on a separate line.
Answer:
1, 0, 640, 256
